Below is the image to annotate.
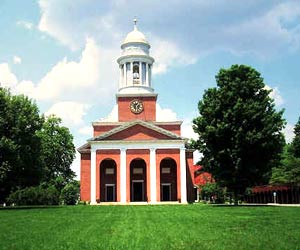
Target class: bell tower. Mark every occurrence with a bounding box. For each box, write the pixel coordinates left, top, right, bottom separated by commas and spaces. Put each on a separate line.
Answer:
116, 19, 157, 122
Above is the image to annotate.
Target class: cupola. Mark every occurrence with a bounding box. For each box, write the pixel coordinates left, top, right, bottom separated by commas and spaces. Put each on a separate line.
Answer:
117, 19, 155, 94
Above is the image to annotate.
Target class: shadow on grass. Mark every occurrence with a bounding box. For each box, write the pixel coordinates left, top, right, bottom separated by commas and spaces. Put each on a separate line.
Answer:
0, 205, 65, 210
211, 204, 271, 208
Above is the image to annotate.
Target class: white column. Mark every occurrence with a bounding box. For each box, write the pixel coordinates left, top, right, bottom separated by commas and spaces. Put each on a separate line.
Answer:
150, 148, 157, 203
90, 149, 97, 205
119, 65, 122, 88
139, 61, 142, 84
123, 64, 126, 86
180, 147, 187, 203
145, 63, 149, 86
130, 62, 133, 86
148, 64, 152, 87
120, 148, 127, 203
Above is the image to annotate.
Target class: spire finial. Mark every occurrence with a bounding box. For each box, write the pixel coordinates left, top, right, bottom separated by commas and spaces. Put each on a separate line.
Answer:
133, 17, 137, 30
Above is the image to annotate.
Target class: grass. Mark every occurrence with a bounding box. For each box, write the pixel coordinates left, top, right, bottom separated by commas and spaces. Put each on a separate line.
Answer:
0, 204, 300, 250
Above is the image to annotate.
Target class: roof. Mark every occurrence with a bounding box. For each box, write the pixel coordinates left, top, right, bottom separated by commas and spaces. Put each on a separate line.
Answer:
122, 20, 149, 46
88, 120, 183, 142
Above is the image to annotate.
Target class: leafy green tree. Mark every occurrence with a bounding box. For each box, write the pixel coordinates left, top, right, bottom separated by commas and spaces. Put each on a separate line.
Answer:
289, 117, 300, 158
270, 118, 300, 185
0, 88, 44, 202
37, 115, 76, 183
192, 65, 285, 205
60, 180, 80, 205
200, 183, 225, 203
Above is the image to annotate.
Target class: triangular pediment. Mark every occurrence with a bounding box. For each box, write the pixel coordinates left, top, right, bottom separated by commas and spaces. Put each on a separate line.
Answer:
89, 120, 182, 141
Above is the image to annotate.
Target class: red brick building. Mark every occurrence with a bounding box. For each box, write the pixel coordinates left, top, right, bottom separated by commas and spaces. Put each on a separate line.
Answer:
78, 20, 200, 204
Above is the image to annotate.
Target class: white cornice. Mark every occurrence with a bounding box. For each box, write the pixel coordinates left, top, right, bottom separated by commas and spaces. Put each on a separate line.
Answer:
90, 140, 185, 151
116, 92, 157, 98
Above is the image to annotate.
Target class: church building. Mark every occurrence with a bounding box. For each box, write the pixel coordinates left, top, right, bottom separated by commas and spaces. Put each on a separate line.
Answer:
78, 20, 199, 204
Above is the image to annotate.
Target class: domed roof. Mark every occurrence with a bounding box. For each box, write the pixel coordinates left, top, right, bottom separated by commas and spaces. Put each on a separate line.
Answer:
122, 19, 149, 46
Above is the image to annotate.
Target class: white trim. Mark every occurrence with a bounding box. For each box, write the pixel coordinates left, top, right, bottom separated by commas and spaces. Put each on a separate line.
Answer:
120, 148, 127, 203
180, 147, 187, 203
90, 140, 185, 151
92, 121, 182, 126
150, 148, 156, 202
90, 149, 97, 205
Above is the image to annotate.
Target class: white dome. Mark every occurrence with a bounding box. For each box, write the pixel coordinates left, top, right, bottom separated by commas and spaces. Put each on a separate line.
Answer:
122, 20, 149, 46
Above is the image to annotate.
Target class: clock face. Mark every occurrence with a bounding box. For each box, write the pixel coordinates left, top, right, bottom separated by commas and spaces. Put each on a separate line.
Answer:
130, 99, 144, 114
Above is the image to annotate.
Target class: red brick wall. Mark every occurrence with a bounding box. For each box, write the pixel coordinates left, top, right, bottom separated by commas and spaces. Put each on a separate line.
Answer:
186, 151, 195, 202
106, 124, 173, 141
96, 149, 121, 202
156, 124, 181, 136
118, 96, 156, 122
93, 125, 120, 137
80, 153, 91, 201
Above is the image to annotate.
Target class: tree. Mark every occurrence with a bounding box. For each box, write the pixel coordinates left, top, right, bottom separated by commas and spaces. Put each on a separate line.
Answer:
192, 65, 285, 204
37, 115, 76, 183
0, 88, 44, 202
270, 118, 300, 185
60, 180, 80, 205
290, 117, 300, 158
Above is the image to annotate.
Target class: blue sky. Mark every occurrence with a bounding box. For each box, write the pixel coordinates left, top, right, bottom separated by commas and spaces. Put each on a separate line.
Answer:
1, 0, 300, 178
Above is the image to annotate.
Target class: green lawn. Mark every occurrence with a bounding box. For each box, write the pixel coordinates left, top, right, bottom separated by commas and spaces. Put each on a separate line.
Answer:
0, 204, 300, 250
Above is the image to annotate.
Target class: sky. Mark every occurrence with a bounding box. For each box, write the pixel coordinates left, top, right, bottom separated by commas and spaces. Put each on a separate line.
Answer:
1, 0, 300, 178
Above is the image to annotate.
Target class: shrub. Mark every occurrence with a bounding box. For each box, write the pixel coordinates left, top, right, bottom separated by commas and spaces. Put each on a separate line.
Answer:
7, 185, 60, 206
60, 181, 79, 205
200, 183, 225, 203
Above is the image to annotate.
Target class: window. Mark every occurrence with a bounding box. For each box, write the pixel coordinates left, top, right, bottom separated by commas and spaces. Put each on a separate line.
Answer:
162, 167, 170, 174
133, 167, 143, 174
105, 168, 114, 175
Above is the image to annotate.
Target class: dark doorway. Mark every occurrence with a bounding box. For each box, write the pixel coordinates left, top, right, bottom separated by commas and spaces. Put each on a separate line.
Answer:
100, 159, 117, 202
194, 187, 198, 201
162, 184, 171, 201
130, 158, 147, 202
106, 185, 115, 202
160, 158, 177, 201
132, 182, 144, 201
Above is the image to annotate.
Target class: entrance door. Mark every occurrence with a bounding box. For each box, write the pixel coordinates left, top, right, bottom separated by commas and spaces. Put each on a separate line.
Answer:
132, 181, 144, 201
105, 185, 115, 202
161, 184, 171, 201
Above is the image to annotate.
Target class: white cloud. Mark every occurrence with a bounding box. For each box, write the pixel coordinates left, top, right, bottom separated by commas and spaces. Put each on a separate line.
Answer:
36, 1, 300, 65
156, 104, 178, 121
265, 85, 284, 106
16, 20, 34, 30
14, 80, 35, 96
282, 123, 294, 143
35, 38, 101, 100
45, 101, 90, 127
0, 63, 18, 88
151, 37, 197, 74
13, 56, 22, 64
181, 118, 198, 141
79, 126, 93, 136
12, 38, 117, 105
99, 105, 118, 122
71, 152, 81, 180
